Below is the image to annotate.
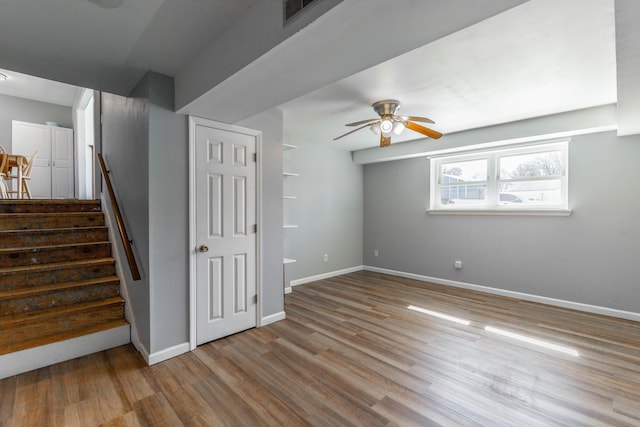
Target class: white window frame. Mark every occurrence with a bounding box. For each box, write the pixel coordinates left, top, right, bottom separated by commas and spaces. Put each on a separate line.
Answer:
429, 141, 570, 215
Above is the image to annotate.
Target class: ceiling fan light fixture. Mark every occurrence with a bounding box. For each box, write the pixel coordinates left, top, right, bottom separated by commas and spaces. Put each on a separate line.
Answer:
369, 122, 380, 135
392, 121, 405, 135
380, 118, 393, 134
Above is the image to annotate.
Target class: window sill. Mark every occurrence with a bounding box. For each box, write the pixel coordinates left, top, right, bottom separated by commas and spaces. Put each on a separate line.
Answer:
426, 208, 572, 216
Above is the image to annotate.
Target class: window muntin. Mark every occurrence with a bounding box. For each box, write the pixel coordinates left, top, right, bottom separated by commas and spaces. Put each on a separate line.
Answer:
431, 142, 568, 211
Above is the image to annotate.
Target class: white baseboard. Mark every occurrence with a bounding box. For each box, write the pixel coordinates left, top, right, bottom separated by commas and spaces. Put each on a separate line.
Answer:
148, 342, 190, 365
284, 287, 292, 294
0, 325, 130, 380
365, 266, 640, 323
261, 311, 286, 326
290, 265, 364, 287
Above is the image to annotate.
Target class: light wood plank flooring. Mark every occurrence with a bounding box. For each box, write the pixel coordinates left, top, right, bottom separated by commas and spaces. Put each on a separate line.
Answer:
2, 271, 640, 426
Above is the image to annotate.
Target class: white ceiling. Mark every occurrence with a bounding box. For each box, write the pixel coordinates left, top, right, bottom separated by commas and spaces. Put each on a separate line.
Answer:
0, 0, 621, 152
0, 68, 79, 107
0, 0, 258, 95
280, 0, 617, 151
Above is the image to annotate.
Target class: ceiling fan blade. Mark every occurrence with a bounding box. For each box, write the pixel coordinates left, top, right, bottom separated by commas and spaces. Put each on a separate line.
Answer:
380, 134, 391, 147
405, 121, 443, 139
345, 118, 380, 127
402, 115, 435, 124
333, 123, 372, 141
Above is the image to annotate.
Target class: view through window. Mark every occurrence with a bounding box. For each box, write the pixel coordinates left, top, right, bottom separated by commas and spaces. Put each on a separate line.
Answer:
431, 141, 569, 211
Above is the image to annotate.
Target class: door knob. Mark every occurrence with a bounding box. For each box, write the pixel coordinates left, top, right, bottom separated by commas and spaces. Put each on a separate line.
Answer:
198, 245, 209, 253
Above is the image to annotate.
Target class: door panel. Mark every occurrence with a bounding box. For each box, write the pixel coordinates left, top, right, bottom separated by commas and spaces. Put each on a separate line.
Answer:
195, 121, 257, 345
12, 121, 51, 198
51, 127, 74, 199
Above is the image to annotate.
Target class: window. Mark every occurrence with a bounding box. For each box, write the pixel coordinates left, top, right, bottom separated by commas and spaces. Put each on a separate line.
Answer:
430, 141, 568, 212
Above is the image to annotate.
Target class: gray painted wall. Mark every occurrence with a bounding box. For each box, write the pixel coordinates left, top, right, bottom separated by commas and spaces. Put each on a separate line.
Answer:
285, 136, 363, 282
0, 93, 72, 152
176, 0, 343, 111
143, 74, 190, 354
237, 109, 285, 317
101, 92, 151, 352
363, 130, 640, 313
102, 73, 286, 358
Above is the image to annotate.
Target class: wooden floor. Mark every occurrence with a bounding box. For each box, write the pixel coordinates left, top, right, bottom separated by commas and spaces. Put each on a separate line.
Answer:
2, 271, 640, 426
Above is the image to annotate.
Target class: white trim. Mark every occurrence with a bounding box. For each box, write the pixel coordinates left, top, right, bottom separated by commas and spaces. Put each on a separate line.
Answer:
130, 320, 149, 364
427, 209, 572, 216
290, 265, 364, 287
261, 311, 286, 326
364, 266, 640, 323
148, 342, 190, 365
188, 116, 262, 351
284, 287, 292, 294
0, 325, 130, 380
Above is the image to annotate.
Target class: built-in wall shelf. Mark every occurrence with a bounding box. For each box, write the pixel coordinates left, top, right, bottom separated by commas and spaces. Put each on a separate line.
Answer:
283, 142, 298, 292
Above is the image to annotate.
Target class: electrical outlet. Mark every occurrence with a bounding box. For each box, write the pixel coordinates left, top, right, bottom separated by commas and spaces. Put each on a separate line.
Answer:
374, 249, 379, 257
454, 260, 463, 269
324, 254, 328, 262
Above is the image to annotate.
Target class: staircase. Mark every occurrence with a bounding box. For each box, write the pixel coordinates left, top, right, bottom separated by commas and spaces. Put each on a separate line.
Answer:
0, 200, 129, 375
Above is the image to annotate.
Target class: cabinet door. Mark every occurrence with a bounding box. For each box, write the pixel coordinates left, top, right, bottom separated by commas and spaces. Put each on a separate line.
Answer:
12, 121, 52, 199
51, 127, 74, 199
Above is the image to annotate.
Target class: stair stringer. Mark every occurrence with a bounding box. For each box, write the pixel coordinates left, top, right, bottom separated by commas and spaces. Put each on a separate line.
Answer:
0, 324, 129, 380
101, 192, 150, 363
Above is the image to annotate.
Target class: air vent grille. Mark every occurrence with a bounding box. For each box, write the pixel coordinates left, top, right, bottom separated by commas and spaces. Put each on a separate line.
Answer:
284, 0, 319, 22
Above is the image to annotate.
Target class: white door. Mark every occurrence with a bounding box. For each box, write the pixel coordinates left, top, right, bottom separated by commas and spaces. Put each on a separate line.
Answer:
194, 120, 258, 345
12, 121, 52, 198
51, 127, 74, 199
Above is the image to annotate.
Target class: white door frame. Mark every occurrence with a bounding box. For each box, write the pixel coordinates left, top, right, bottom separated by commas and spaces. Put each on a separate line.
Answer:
188, 116, 263, 351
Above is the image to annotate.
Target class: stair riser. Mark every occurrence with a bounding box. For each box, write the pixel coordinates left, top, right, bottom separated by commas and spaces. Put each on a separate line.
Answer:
0, 303, 124, 355
0, 228, 109, 249
0, 282, 120, 316
0, 201, 102, 213
0, 262, 116, 291
0, 214, 105, 231
0, 244, 111, 268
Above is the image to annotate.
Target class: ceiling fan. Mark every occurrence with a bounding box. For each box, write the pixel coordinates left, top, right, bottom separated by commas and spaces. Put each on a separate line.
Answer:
334, 99, 442, 147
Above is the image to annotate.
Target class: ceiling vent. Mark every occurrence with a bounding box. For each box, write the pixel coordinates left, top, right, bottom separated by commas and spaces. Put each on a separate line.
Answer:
284, 0, 320, 23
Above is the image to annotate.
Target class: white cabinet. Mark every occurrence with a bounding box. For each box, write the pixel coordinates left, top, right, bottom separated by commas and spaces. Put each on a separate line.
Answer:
12, 120, 74, 199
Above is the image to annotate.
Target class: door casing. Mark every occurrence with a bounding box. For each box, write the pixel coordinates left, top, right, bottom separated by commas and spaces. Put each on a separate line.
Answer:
188, 116, 263, 351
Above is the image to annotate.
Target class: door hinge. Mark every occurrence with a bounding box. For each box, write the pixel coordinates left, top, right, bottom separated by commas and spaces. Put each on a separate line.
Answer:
253, 152, 257, 162
253, 224, 257, 233
253, 295, 258, 304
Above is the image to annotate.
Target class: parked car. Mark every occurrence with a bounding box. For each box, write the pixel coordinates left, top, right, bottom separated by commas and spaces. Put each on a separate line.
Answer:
499, 192, 529, 204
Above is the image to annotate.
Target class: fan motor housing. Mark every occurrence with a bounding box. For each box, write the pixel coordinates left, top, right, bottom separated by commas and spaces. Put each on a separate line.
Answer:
372, 100, 400, 116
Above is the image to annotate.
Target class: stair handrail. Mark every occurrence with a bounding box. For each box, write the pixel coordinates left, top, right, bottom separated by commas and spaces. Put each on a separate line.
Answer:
97, 153, 142, 281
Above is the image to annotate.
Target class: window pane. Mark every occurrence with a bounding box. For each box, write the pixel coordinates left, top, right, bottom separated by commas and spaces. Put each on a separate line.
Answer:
499, 151, 562, 179
440, 185, 486, 205
440, 159, 487, 183
499, 180, 562, 205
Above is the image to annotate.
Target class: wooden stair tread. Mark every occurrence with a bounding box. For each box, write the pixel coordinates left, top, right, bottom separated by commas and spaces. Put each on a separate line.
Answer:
0, 296, 124, 327
0, 319, 128, 356
0, 226, 108, 234
0, 257, 115, 275
0, 199, 128, 360
0, 240, 110, 253
0, 276, 120, 300
0, 212, 103, 218
0, 200, 101, 213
